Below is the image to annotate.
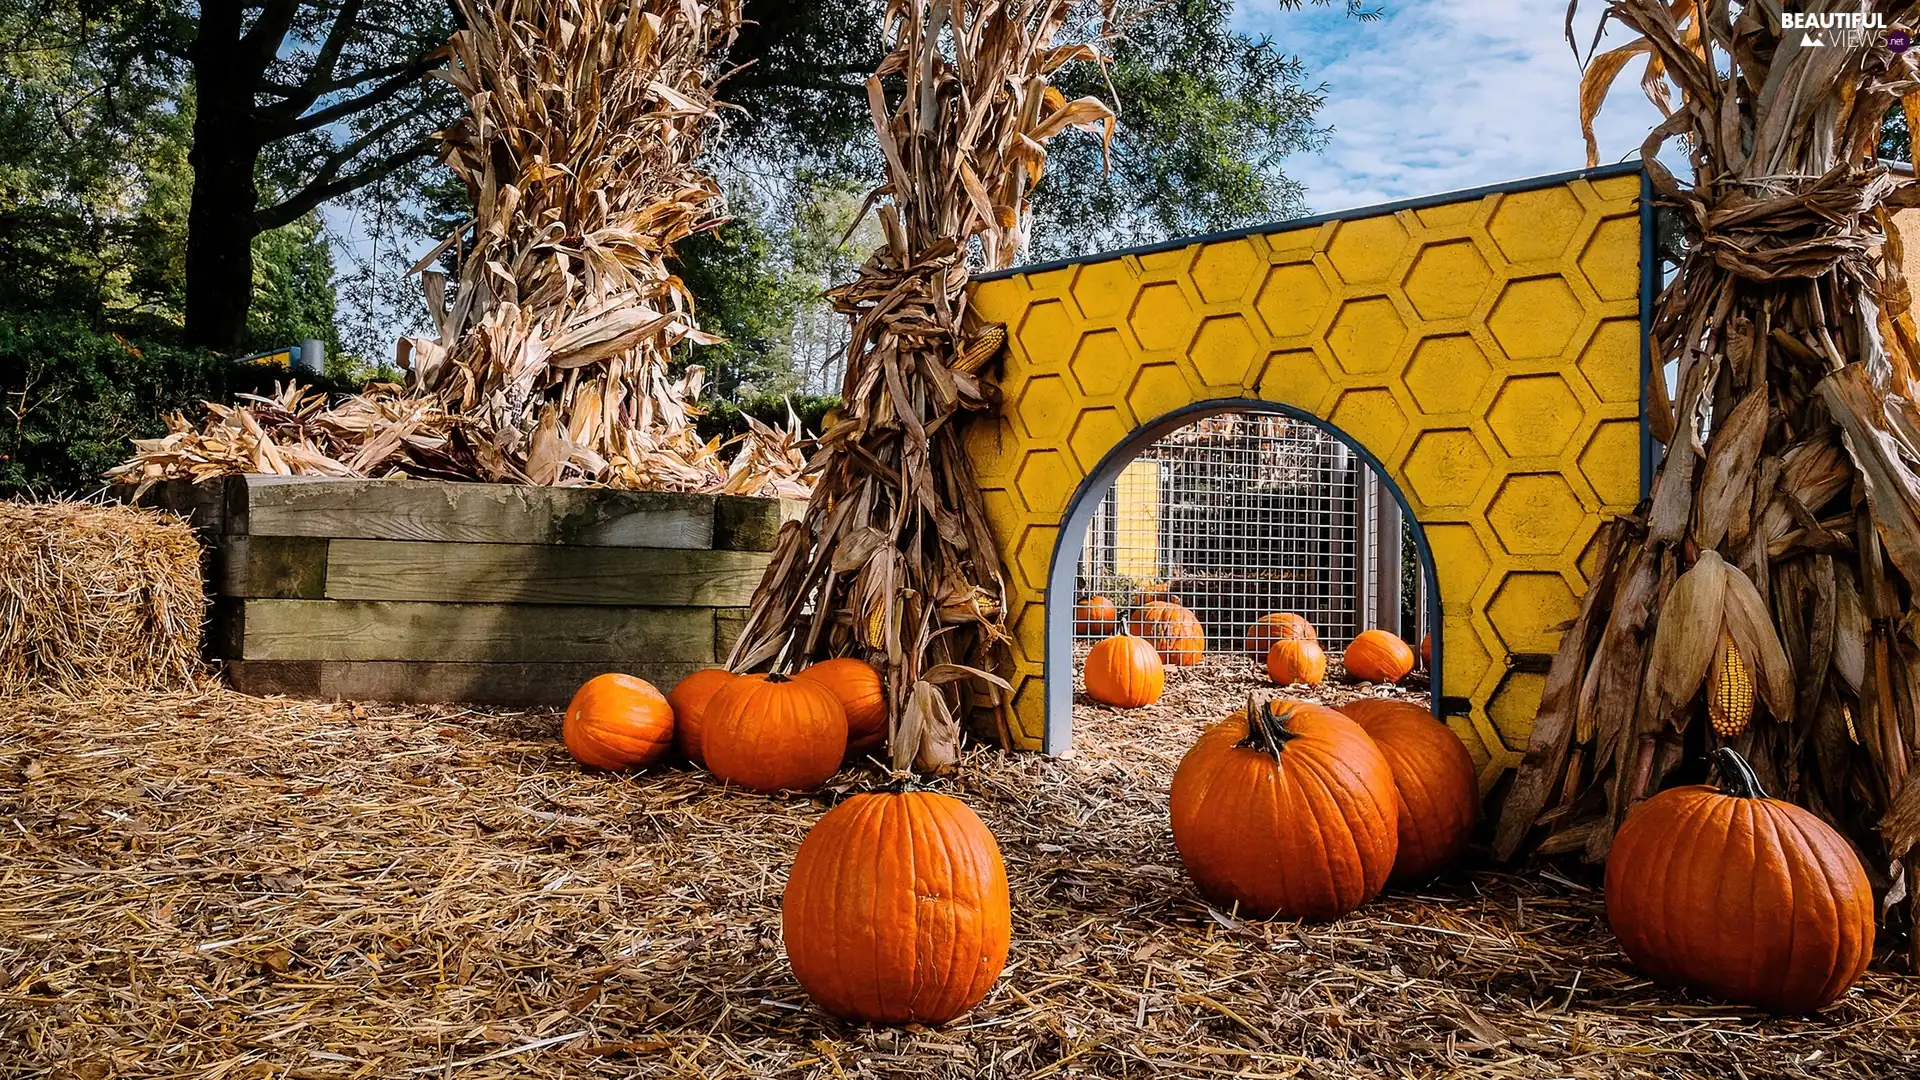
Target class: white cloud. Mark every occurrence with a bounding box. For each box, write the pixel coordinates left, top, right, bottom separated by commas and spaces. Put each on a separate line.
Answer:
1235, 0, 1666, 215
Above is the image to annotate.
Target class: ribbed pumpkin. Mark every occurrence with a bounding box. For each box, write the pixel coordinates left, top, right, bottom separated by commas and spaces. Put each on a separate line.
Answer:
1420, 633, 1432, 669
1264, 639, 1327, 686
1244, 612, 1317, 657
783, 790, 1011, 1025
1136, 600, 1205, 666
797, 657, 888, 759
1337, 698, 1476, 882
1344, 629, 1415, 684
1084, 628, 1164, 708
1074, 595, 1119, 636
704, 674, 847, 793
1170, 693, 1398, 920
1605, 748, 1874, 1013
667, 668, 738, 767
562, 673, 675, 770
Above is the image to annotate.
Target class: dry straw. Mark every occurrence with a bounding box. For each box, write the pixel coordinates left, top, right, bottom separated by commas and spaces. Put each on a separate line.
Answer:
0, 502, 205, 696
3, 662, 1914, 1078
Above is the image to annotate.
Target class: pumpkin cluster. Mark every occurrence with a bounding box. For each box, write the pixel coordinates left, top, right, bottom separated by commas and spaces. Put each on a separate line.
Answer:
1076, 593, 1205, 709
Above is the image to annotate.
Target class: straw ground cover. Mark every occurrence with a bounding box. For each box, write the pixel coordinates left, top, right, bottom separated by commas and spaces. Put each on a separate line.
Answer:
3, 660, 1914, 1078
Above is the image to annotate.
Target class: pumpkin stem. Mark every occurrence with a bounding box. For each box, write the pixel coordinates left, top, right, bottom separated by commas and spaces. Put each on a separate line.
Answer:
766, 672, 792, 684
1711, 746, 1769, 799
1237, 690, 1301, 759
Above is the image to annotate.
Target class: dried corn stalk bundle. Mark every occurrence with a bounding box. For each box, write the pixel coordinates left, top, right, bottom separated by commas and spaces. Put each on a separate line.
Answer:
1495, 0, 1920, 961
114, 0, 809, 500
728, 0, 1116, 770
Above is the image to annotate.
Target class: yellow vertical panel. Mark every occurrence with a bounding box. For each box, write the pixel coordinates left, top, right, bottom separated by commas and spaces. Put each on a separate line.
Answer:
1112, 460, 1159, 580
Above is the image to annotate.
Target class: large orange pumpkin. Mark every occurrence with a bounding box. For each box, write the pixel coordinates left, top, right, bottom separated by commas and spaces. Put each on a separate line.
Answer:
563, 673, 675, 770
1136, 600, 1205, 666
705, 675, 847, 793
783, 790, 1011, 1025
1244, 612, 1317, 657
1170, 694, 1398, 919
1338, 698, 1476, 882
1264, 639, 1327, 686
1605, 747, 1874, 1013
1344, 629, 1415, 684
1084, 629, 1164, 708
1074, 595, 1119, 636
667, 668, 737, 767
797, 657, 888, 760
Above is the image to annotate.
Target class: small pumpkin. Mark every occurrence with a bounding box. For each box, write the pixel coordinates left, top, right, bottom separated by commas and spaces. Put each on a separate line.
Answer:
1338, 698, 1476, 882
1264, 638, 1327, 686
1074, 595, 1119, 636
667, 667, 738, 767
797, 657, 888, 760
1170, 693, 1398, 919
1605, 747, 1874, 1013
1084, 628, 1164, 708
1244, 612, 1317, 657
1420, 633, 1432, 669
704, 674, 847, 793
1136, 600, 1206, 666
1344, 629, 1415, 684
1133, 579, 1175, 604
783, 790, 1011, 1025
563, 673, 675, 770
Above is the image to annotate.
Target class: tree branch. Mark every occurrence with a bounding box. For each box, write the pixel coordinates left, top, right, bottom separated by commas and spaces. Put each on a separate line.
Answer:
254, 102, 439, 231
267, 58, 435, 137
237, 0, 300, 79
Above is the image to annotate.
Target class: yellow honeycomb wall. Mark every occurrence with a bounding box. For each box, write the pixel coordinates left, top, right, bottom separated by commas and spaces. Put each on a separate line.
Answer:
962, 167, 1647, 787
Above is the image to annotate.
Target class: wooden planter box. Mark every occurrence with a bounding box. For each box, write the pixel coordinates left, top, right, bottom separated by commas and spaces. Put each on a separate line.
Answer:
124, 476, 799, 706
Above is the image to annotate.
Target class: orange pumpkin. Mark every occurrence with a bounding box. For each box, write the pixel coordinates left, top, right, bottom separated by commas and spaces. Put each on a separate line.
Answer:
1338, 698, 1476, 882
1244, 612, 1317, 656
1134, 579, 1175, 604
797, 657, 888, 760
667, 668, 737, 767
1084, 629, 1164, 708
1264, 639, 1327, 686
563, 673, 675, 770
1420, 633, 1432, 669
1170, 694, 1398, 919
1136, 600, 1205, 666
1606, 748, 1874, 1013
705, 674, 847, 793
1074, 595, 1119, 636
783, 790, 1011, 1025
1344, 629, 1415, 684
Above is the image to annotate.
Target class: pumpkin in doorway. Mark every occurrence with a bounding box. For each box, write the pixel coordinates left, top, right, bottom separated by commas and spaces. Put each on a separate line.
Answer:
563, 673, 675, 770
1244, 612, 1317, 657
797, 657, 888, 760
1170, 693, 1397, 919
1338, 698, 1476, 882
1264, 639, 1327, 687
1084, 628, 1165, 708
1344, 629, 1415, 684
1136, 600, 1205, 665
667, 667, 737, 767
1605, 747, 1873, 1013
783, 790, 1011, 1025
1074, 595, 1119, 636
704, 674, 847, 793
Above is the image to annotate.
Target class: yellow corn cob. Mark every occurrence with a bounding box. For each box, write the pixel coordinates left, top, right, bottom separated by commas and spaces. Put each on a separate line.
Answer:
956, 324, 1007, 373
861, 601, 888, 649
1707, 637, 1755, 737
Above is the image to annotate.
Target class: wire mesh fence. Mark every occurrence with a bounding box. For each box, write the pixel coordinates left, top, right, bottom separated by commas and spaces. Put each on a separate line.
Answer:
1072, 411, 1409, 656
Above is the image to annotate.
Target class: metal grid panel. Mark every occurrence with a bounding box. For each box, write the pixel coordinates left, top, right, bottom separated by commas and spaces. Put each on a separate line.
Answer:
1072, 412, 1369, 651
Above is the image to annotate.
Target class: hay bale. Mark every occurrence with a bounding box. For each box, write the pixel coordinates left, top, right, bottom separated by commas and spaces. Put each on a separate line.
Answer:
0, 501, 206, 695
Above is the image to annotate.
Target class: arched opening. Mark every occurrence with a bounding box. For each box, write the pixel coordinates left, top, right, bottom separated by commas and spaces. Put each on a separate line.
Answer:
1043, 400, 1443, 755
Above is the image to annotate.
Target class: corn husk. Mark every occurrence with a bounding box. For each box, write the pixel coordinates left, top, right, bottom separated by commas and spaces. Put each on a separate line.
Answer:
1498, 0, 1920, 963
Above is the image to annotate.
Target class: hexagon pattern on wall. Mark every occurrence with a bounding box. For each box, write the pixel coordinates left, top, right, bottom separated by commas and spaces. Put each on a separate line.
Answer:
963, 169, 1645, 787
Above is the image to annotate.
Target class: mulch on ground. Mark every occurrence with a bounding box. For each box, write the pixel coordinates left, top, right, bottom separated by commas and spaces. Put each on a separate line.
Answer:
2, 659, 1916, 1078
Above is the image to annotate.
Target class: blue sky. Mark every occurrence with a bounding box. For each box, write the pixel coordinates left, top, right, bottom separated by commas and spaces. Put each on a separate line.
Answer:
1235, 0, 1663, 215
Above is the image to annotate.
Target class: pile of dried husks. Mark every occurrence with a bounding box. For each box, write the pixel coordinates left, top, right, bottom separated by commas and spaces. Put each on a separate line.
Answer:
0, 502, 205, 696
110, 0, 808, 500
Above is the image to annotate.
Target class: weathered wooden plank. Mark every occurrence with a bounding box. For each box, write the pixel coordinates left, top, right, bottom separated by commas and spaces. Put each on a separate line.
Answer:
320, 540, 768, 606
230, 475, 721, 547
715, 608, 750, 657
114, 477, 231, 535
229, 599, 718, 663
219, 536, 329, 598
712, 496, 807, 551
227, 659, 702, 706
